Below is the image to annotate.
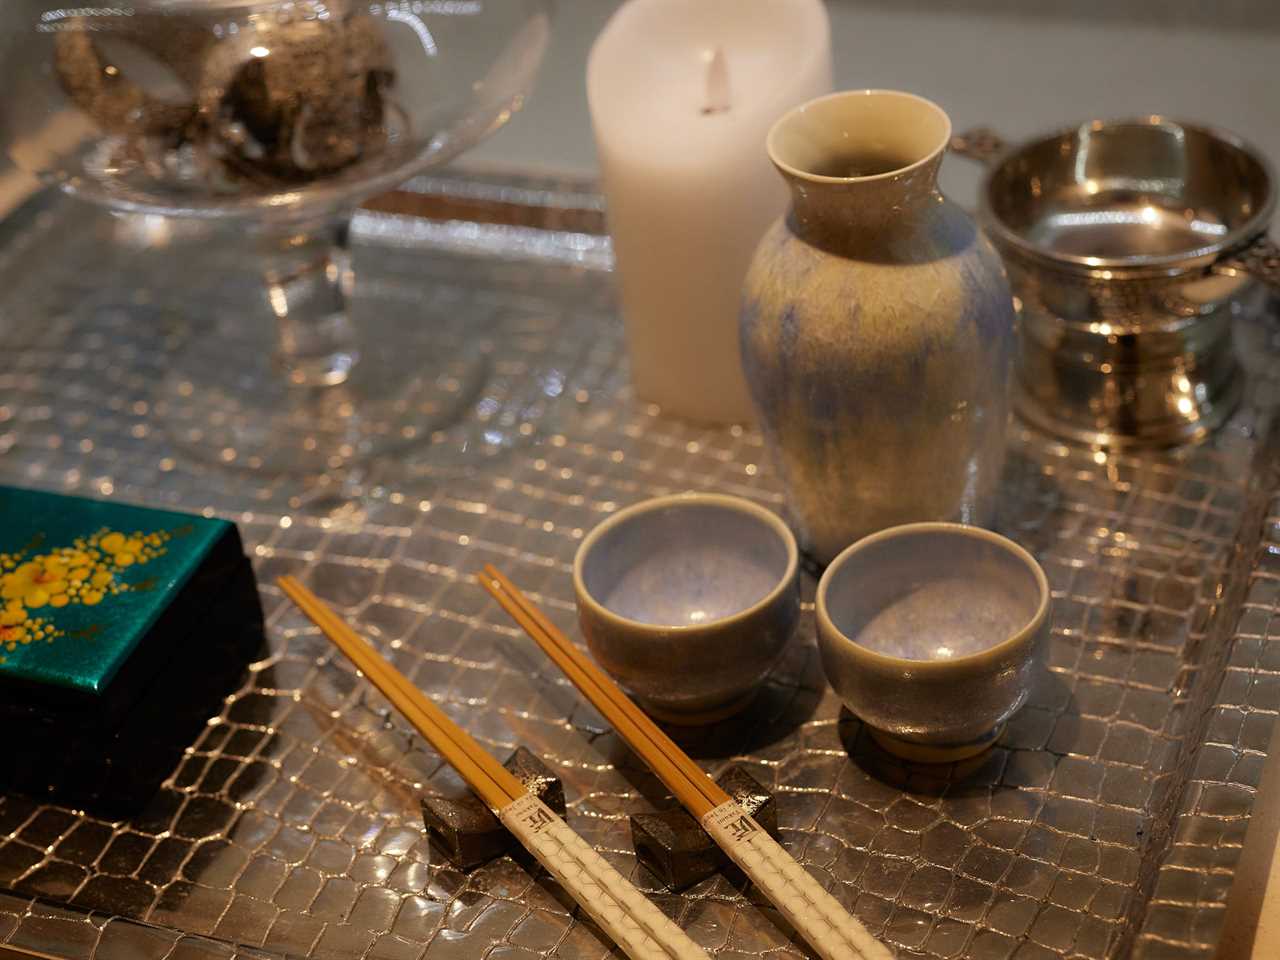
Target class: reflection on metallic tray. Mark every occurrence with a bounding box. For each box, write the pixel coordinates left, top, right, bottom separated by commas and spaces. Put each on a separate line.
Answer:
0, 173, 1278, 960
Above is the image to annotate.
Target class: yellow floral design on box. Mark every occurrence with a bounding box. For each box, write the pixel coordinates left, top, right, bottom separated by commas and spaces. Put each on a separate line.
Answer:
0, 528, 171, 659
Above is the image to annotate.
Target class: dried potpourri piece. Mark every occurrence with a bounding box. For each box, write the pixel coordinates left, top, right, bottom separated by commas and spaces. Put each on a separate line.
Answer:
195, 5, 397, 184
53, 13, 205, 139
52, 1, 398, 189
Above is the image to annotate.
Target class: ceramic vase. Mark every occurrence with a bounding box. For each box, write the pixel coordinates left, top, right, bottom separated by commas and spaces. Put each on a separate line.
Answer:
740, 90, 1016, 565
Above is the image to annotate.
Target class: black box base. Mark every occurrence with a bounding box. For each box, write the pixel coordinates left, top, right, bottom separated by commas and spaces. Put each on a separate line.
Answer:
0, 554, 264, 819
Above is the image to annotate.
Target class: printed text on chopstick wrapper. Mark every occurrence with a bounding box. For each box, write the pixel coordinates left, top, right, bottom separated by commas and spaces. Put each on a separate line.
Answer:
505, 793, 556, 835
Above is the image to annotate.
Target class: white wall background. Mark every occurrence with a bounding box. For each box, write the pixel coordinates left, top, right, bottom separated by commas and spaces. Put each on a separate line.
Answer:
465, 0, 1280, 218
1, 2, 1276, 220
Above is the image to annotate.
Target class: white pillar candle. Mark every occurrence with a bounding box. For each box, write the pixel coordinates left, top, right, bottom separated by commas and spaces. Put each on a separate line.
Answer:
588, 0, 831, 424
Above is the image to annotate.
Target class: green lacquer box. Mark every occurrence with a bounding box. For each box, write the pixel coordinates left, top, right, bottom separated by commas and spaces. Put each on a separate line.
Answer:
0, 486, 263, 813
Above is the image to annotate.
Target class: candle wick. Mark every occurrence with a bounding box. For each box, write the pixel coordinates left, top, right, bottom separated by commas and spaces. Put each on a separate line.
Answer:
702, 47, 730, 115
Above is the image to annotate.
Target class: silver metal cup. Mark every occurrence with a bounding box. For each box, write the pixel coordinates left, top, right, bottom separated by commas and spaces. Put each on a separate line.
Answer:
953, 117, 1279, 447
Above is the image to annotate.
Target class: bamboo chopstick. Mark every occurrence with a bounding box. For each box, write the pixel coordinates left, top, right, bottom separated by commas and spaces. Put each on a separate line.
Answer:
478, 565, 725, 818
281, 576, 520, 809
277, 576, 712, 960
477, 567, 894, 960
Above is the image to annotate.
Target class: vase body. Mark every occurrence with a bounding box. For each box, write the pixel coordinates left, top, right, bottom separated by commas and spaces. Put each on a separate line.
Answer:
740, 90, 1016, 565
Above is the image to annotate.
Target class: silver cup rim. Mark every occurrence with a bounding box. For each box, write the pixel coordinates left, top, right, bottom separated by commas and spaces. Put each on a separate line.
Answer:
977, 114, 1277, 276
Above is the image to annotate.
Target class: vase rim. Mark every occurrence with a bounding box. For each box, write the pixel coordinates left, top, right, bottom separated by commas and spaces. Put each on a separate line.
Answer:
767, 89, 952, 185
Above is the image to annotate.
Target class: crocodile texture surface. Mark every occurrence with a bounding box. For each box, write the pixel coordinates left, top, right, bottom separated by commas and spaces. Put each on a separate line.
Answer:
0, 178, 1278, 960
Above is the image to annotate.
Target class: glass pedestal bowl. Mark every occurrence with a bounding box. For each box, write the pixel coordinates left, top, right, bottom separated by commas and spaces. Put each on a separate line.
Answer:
0, 0, 552, 474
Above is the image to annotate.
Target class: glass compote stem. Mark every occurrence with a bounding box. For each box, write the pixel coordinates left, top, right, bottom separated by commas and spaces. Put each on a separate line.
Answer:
157, 205, 494, 476
265, 216, 359, 388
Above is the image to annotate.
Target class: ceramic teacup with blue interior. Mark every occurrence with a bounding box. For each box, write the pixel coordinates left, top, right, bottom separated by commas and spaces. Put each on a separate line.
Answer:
573, 492, 800, 724
816, 522, 1050, 762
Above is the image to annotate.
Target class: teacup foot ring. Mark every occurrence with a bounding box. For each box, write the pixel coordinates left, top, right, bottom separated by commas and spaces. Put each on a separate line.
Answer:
640, 689, 759, 726
869, 723, 1005, 764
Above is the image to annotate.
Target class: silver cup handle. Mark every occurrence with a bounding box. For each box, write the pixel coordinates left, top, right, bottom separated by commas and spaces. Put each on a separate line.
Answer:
1212, 236, 1280, 290
949, 127, 1008, 167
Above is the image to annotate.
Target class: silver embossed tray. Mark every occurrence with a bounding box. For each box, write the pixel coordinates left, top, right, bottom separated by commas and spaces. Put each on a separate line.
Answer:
1, 172, 1279, 960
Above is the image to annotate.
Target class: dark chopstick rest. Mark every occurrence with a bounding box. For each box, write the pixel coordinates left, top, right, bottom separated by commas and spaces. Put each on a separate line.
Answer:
423, 746, 566, 870
631, 764, 778, 891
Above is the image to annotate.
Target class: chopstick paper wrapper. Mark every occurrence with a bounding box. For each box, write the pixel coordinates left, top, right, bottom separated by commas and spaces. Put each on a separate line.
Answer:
499, 794, 709, 960
701, 803, 891, 960
278, 576, 710, 960
478, 566, 894, 960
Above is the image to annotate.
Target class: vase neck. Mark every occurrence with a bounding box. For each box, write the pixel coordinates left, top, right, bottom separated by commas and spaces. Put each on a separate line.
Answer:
783, 154, 944, 250
765, 90, 952, 254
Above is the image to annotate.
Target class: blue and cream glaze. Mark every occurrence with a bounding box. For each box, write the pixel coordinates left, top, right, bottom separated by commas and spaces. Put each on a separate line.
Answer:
816, 522, 1051, 764
573, 493, 801, 724
740, 90, 1016, 564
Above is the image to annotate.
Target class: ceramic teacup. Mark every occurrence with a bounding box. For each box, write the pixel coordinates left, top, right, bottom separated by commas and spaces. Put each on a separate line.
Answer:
816, 522, 1050, 762
573, 493, 800, 724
